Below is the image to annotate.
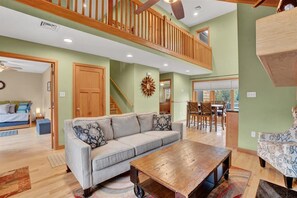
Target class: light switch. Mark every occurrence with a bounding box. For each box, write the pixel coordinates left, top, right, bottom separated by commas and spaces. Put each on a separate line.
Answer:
59, 91, 66, 97
247, 92, 256, 98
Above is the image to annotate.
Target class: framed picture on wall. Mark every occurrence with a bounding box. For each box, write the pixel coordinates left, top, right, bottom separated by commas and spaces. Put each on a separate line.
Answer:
47, 81, 51, 92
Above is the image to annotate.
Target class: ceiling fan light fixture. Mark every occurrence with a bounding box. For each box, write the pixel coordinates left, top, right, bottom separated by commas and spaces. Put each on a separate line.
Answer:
163, 0, 178, 4
0, 68, 4, 72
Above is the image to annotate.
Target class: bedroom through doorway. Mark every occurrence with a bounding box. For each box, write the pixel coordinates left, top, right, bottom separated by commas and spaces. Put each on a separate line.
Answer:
0, 52, 58, 149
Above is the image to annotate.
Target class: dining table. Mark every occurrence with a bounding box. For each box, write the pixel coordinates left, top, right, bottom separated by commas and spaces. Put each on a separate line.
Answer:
187, 103, 224, 132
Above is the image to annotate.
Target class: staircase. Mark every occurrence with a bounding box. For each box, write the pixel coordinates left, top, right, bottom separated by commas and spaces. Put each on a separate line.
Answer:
110, 97, 122, 115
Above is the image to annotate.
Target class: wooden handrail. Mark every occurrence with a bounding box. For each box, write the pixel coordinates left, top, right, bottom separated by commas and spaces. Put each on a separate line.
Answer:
110, 77, 133, 108
16, 0, 212, 70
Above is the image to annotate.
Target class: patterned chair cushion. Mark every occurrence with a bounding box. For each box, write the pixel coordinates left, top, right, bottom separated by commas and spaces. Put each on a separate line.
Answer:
152, 114, 172, 131
73, 122, 107, 149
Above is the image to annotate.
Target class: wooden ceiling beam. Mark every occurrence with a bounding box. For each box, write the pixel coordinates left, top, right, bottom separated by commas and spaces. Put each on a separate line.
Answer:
219, 0, 279, 7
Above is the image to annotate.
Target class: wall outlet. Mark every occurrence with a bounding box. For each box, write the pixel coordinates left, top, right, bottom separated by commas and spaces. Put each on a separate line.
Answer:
59, 91, 66, 97
251, 131, 256, 138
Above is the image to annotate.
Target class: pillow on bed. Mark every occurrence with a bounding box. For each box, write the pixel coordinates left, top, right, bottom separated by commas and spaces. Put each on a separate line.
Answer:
17, 103, 29, 113
9, 104, 16, 114
0, 104, 10, 114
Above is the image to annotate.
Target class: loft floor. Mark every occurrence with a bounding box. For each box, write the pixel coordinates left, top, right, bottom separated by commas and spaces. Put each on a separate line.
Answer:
0, 125, 291, 197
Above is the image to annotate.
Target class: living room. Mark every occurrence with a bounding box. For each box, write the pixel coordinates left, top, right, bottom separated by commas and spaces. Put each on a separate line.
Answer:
0, 0, 297, 197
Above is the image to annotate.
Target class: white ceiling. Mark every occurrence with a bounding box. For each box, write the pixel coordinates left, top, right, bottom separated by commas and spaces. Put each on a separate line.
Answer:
0, 56, 50, 73
0, 6, 211, 76
156, 0, 237, 27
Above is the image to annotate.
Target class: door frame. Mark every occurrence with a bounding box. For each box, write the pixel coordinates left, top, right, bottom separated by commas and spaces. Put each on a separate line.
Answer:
159, 79, 172, 114
0, 51, 59, 149
72, 63, 106, 118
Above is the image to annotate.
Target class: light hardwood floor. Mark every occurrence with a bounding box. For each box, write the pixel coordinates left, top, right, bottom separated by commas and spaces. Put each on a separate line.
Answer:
0, 125, 295, 197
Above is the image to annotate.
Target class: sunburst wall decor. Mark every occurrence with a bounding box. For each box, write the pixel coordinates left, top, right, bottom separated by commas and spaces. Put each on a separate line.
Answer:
141, 76, 156, 97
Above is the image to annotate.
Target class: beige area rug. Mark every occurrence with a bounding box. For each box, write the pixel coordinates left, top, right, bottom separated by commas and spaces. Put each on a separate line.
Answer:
0, 166, 31, 198
47, 152, 65, 168
73, 167, 250, 198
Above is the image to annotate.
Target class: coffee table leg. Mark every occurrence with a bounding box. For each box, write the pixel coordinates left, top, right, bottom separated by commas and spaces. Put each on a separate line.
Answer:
134, 185, 145, 198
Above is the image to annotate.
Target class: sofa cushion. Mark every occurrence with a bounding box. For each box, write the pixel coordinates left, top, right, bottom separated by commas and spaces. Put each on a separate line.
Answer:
153, 114, 172, 131
144, 131, 180, 146
73, 122, 107, 149
0, 104, 9, 114
112, 113, 140, 139
91, 140, 135, 171
116, 134, 162, 155
137, 112, 156, 132
73, 116, 113, 140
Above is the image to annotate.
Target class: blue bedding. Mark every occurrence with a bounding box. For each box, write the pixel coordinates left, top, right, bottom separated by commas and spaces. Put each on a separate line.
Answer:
0, 121, 29, 127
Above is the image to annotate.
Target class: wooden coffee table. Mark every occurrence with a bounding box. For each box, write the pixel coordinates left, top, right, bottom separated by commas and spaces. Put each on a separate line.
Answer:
130, 140, 231, 198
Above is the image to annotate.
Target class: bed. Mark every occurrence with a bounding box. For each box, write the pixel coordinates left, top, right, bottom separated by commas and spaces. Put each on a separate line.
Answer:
0, 101, 32, 131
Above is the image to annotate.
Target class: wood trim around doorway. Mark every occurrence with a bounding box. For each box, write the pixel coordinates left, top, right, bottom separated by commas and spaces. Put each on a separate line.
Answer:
72, 63, 106, 118
160, 79, 172, 114
0, 51, 59, 150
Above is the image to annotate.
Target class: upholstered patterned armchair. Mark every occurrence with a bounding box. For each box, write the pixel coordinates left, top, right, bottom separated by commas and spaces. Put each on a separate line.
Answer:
257, 126, 297, 188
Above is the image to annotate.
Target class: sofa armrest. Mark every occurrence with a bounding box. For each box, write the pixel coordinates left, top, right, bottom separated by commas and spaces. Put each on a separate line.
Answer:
283, 142, 297, 156
64, 120, 92, 190
258, 131, 292, 143
172, 122, 183, 140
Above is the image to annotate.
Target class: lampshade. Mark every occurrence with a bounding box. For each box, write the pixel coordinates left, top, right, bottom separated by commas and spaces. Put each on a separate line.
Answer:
36, 108, 41, 114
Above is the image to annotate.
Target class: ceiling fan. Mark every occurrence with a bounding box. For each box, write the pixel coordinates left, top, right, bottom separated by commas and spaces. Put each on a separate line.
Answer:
0, 61, 23, 72
253, 0, 297, 12
135, 0, 185, 20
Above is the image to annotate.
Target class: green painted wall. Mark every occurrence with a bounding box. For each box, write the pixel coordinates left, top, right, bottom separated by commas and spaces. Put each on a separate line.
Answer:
0, 36, 110, 146
237, 5, 297, 150
190, 11, 239, 79
110, 61, 159, 114
160, 72, 190, 122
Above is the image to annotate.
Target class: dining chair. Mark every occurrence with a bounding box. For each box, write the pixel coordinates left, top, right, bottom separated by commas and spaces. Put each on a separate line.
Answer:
216, 101, 227, 130
200, 102, 215, 132
187, 101, 200, 128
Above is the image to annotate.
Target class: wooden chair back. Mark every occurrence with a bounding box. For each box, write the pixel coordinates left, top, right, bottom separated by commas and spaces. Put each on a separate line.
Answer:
201, 102, 212, 115
188, 101, 199, 112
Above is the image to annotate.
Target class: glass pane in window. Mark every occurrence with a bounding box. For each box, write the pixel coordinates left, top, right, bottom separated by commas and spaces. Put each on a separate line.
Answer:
198, 30, 209, 45
215, 90, 231, 109
234, 89, 239, 110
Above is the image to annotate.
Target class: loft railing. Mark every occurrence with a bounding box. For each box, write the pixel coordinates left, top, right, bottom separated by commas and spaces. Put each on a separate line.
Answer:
16, 0, 212, 69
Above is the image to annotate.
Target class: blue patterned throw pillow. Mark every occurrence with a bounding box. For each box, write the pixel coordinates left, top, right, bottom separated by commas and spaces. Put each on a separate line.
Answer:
17, 103, 29, 113
73, 122, 107, 149
153, 114, 172, 131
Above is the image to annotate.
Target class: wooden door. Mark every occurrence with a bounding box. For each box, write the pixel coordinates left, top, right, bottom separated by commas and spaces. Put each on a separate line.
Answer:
73, 64, 105, 118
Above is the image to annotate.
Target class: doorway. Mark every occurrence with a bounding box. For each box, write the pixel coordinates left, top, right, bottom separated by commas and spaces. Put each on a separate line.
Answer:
159, 80, 171, 114
73, 63, 106, 118
0, 51, 58, 149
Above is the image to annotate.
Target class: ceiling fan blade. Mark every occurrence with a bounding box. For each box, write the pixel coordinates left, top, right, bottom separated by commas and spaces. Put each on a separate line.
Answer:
253, 0, 267, 8
171, 0, 185, 20
135, 0, 160, 14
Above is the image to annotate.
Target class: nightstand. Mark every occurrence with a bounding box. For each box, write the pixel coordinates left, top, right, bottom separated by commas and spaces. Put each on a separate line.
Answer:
36, 115, 45, 120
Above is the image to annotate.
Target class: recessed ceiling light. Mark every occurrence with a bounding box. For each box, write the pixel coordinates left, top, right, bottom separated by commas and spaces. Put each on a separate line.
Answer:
186, 70, 190, 73
83, 3, 87, 8
163, 63, 168, 67
160, 83, 164, 86
126, 54, 133, 58
63, 38, 73, 43
193, 12, 199, 16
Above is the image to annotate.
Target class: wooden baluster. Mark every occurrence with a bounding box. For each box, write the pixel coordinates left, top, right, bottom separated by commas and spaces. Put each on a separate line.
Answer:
115, 0, 118, 25
75, 0, 78, 12
137, 8, 140, 36
148, 12, 150, 42
152, 15, 155, 44
95, 0, 98, 20
133, 3, 136, 35
89, 0, 92, 18
141, 12, 144, 38
82, 0, 85, 15
120, 0, 123, 30
145, 11, 147, 40
163, 16, 166, 48
125, 0, 128, 32
58, 0, 61, 6
66, 0, 70, 9
108, 0, 113, 25
129, 0, 132, 34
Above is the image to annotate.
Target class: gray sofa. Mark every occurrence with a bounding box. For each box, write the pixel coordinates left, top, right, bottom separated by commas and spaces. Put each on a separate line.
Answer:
64, 112, 183, 196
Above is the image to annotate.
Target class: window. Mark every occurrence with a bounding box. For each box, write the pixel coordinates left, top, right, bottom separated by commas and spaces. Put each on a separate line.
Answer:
197, 27, 210, 46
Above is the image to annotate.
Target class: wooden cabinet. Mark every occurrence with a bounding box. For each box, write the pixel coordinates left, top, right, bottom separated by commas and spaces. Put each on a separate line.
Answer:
256, 8, 297, 86
226, 111, 238, 148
